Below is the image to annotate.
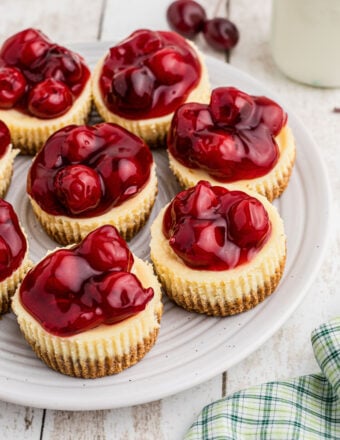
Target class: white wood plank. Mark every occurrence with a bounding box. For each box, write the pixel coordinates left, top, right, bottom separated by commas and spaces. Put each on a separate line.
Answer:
0, 0, 105, 44
0, 401, 43, 439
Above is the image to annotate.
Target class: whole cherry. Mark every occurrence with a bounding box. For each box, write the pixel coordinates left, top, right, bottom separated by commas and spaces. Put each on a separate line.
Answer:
0, 66, 26, 109
110, 65, 155, 111
203, 17, 239, 51
77, 225, 133, 273
166, 0, 207, 38
228, 198, 270, 248
27, 78, 73, 118
53, 164, 102, 215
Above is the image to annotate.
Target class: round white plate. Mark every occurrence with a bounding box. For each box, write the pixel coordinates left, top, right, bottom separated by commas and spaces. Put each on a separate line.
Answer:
0, 43, 331, 410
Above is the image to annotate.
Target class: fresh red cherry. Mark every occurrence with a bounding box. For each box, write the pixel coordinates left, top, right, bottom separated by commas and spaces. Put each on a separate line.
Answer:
0, 67, 26, 109
27, 78, 73, 118
0, 120, 11, 155
203, 17, 239, 51
167, 0, 207, 38
228, 198, 270, 248
110, 66, 155, 111
77, 225, 133, 273
147, 47, 186, 85
53, 164, 102, 215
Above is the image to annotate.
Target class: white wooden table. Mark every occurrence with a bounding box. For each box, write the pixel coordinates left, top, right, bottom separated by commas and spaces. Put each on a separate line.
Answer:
0, 0, 339, 438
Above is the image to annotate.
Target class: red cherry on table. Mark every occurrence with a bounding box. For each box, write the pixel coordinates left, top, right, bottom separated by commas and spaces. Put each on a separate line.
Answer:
27, 78, 73, 118
0, 66, 26, 109
203, 17, 239, 51
53, 164, 102, 215
167, 0, 207, 38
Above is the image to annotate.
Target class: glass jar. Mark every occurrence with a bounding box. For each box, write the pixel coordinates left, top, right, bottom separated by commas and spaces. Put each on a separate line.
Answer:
271, 0, 340, 87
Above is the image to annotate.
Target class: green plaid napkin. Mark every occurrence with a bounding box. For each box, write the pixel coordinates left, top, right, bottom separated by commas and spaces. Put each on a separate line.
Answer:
185, 318, 340, 439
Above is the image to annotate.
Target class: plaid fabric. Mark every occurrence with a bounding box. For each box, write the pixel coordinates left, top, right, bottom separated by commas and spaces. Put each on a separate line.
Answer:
185, 318, 340, 440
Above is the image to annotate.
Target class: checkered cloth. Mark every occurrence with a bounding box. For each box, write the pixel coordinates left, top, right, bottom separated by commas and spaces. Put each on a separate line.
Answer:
185, 318, 340, 439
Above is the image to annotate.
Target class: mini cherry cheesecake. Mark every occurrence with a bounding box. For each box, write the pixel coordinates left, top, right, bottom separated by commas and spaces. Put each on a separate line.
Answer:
168, 87, 296, 201
0, 28, 92, 154
27, 122, 157, 245
150, 181, 286, 316
0, 120, 18, 197
0, 199, 31, 314
12, 225, 163, 378
92, 29, 210, 147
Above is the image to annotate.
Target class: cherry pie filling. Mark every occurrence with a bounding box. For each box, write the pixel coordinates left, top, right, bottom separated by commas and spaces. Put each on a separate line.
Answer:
0, 120, 10, 157
0, 28, 90, 119
0, 199, 27, 282
99, 29, 201, 120
27, 123, 153, 218
162, 181, 272, 270
168, 87, 287, 182
19, 225, 154, 337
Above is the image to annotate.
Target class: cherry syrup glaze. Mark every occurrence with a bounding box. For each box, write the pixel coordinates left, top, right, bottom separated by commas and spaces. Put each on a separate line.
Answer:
27, 123, 153, 218
163, 181, 271, 270
0, 199, 27, 282
0, 120, 10, 157
19, 225, 154, 337
0, 28, 90, 118
99, 29, 201, 120
168, 87, 287, 182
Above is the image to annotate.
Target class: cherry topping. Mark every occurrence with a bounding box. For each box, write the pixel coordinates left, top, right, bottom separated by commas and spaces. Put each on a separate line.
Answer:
163, 181, 271, 270
167, 0, 207, 38
0, 198, 27, 282
0, 236, 10, 272
53, 165, 102, 215
110, 66, 155, 112
27, 123, 153, 218
0, 120, 11, 156
78, 225, 133, 272
0, 67, 26, 109
203, 18, 239, 51
19, 225, 154, 336
27, 78, 73, 119
99, 29, 201, 119
168, 87, 286, 182
228, 198, 270, 248
0, 28, 90, 118
0, 28, 50, 66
